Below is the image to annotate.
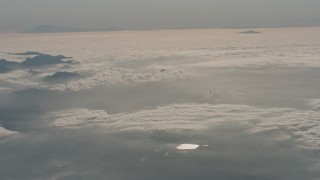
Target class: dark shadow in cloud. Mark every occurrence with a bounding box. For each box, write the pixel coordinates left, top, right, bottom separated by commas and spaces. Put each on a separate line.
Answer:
0, 87, 92, 134
0, 80, 206, 116
0, 88, 69, 119
0, 107, 42, 133
42, 72, 81, 84
239, 30, 262, 34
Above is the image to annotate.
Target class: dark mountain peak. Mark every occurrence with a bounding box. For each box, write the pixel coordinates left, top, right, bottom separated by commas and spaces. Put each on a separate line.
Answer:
42, 71, 81, 83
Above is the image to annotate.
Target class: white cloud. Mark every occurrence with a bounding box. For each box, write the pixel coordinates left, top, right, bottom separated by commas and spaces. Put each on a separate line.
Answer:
308, 99, 320, 110
65, 66, 188, 91
0, 70, 40, 92
0, 126, 18, 137
0, 53, 189, 92
49, 103, 320, 150
2, 28, 320, 92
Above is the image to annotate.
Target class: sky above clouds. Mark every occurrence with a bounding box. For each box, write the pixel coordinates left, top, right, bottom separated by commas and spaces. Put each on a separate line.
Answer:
1, 0, 320, 32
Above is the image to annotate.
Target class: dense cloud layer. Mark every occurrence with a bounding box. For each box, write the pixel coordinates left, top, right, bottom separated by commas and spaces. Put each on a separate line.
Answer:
0, 51, 192, 92
309, 99, 320, 110
1, 29, 320, 179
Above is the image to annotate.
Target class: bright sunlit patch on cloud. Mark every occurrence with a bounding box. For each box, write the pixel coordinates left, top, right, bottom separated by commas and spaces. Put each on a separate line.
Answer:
176, 144, 199, 150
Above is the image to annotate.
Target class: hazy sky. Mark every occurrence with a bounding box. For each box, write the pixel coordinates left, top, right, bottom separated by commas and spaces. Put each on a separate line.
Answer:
1, 0, 320, 32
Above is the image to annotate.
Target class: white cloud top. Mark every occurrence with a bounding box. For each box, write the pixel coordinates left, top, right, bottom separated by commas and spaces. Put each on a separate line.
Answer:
65, 66, 188, 91
308, 99, 320, 110
1, 28, 320, 92
50, 103, 320, 150
0, 126, 18, 137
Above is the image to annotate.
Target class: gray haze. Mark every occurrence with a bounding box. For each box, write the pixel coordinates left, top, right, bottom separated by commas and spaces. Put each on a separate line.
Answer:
1, 0, 320, 32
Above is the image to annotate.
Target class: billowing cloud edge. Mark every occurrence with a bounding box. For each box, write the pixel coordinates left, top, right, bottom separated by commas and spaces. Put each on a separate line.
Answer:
0, 126, 18, 137
48, 103, 320, 150
308, 99, 320, 110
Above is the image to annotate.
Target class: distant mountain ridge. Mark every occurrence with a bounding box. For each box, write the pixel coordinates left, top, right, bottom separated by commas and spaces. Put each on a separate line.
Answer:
22, 25, 122, 33
239, 30, 262, 34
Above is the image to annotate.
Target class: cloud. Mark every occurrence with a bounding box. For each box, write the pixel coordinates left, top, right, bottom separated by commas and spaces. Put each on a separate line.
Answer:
0, 126, 18, 137
49, 103, 320, 150
49, 104, 245, 131
308, 99, 320, 110
2, 52, 189, 92
66, 66, 188, 91
1, 123, 316, 180
0, 52, 83, 92
0, 70, 40, 92
1, 30, 320, 179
